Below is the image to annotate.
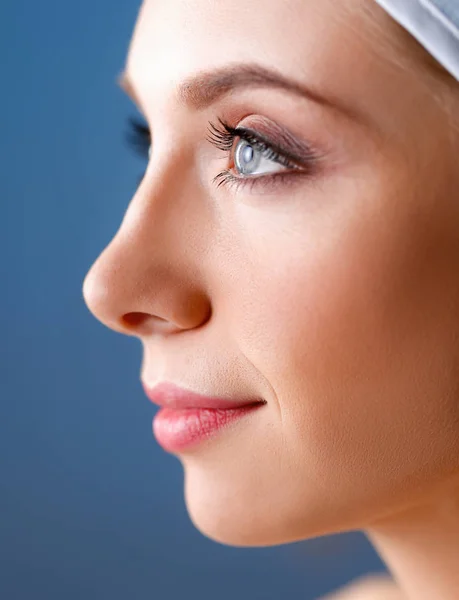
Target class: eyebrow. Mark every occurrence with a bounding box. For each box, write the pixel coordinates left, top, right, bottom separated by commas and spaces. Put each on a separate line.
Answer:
118, 63, 368, 127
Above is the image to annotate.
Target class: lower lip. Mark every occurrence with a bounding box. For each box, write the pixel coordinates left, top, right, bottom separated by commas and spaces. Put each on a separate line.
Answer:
152, 404, 264, 453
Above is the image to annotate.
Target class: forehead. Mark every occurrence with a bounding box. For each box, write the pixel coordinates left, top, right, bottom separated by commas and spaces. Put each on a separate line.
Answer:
126, 0, 385, 102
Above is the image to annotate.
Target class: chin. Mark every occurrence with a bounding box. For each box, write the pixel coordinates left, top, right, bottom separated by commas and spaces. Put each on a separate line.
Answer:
181, 460, 343, 548
182, 461, 282, 547
184, 488, 284, 547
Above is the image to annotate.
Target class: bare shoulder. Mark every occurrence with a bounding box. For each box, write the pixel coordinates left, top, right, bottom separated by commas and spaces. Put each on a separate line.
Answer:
316, 574, 406, 600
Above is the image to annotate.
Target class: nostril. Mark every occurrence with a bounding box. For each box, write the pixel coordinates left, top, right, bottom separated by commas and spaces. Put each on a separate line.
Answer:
122, 312, 151, 328
121, 312, 151, 329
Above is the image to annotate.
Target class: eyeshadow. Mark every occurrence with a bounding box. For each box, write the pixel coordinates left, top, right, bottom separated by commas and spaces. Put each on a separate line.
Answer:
236, 115, 317, 162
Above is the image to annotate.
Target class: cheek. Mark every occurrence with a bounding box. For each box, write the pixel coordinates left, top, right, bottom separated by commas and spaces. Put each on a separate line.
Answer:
233, 179, 459, 508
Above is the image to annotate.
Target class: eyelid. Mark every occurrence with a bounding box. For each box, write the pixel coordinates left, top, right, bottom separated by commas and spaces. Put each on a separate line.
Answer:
232, 127, 308, 167
207, 117, 323, 174
208, 116, 323, 167
213, 168, 319, 195
235, 115, 322, 163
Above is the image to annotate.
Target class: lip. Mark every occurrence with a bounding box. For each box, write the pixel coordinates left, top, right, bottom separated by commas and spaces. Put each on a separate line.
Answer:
152, 404, 263, 453
142, 381, 266, 453
141, 380, 265, 410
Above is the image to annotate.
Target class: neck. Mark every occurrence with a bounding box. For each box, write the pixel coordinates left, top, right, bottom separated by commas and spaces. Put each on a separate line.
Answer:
364, 479, 459, 600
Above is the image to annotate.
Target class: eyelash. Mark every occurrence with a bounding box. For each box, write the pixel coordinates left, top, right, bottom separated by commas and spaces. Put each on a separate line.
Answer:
125, 117, 151, 161
207, 118, 321, 192
125, 116, 321, 191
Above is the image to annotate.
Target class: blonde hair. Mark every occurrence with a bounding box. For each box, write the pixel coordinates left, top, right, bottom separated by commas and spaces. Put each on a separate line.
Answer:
344, 0, 459, 137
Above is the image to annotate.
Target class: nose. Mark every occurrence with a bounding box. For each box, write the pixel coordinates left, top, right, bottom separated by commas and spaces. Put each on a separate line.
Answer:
82, 173, 212, 338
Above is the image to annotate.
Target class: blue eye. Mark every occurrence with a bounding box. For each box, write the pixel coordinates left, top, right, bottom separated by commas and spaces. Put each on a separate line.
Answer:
233, 139, 288, 177
207, 118, 324, 191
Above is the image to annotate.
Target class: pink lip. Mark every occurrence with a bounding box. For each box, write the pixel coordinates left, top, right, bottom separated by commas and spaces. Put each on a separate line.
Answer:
142, 381, 266, 453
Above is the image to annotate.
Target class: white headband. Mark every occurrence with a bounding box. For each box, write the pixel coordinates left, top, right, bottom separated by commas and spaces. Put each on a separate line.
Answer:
374, 0, 459, 81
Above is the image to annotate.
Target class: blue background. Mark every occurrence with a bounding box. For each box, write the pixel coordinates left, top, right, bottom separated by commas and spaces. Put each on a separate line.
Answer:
1, 1, 388, 598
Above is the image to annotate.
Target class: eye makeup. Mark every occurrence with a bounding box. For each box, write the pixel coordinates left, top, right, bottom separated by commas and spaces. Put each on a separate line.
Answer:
206, 115, 325, 192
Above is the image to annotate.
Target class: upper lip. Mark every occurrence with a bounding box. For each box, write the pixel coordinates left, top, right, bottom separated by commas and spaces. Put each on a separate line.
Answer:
142, 381, 265, 410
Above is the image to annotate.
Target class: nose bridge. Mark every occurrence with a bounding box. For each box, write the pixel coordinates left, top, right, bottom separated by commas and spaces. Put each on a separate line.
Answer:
82, 161, 212, 337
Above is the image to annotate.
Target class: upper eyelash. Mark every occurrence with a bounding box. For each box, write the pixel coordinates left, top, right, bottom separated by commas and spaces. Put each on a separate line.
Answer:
206, 118, 239, 152
206, 118, 304, 169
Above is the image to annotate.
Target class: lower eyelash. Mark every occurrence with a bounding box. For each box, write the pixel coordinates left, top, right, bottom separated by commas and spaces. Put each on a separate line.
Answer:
213, 169, 315, 194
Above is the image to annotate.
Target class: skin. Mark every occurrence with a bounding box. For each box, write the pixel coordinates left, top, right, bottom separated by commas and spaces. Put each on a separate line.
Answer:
82, 0, 459, 598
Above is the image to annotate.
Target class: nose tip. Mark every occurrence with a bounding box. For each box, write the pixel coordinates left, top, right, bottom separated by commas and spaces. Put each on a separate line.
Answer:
82, 262, 146, 335
82, 254, 212, 338
82, 262, 126, 334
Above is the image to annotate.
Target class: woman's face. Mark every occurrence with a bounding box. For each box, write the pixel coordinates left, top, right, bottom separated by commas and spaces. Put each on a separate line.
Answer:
83, 0, 459, 546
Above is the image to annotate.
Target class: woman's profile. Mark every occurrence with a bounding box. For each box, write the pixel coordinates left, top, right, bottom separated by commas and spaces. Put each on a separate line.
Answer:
82, 0, 459, 598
